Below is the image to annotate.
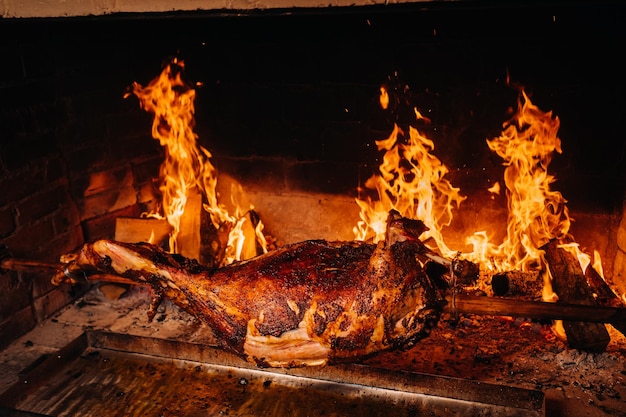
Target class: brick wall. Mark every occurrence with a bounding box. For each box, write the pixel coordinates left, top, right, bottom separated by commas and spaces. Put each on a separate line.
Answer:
0, 19, 164, 348
0, 4, 624, 347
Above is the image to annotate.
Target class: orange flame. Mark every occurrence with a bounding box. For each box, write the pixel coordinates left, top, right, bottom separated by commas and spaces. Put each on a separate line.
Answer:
475, 91, 612, 309
477, 90, 570, 272
126, 59, 265, 262
450, 90, 575, 278
355, 86, 600, 288
354, 102, 466, 258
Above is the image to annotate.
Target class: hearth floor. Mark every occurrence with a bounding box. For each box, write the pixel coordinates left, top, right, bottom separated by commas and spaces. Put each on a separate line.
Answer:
1, 284, 626, 417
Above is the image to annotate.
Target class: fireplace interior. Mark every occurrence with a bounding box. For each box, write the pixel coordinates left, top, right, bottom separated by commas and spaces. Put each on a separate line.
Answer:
1, 1, 625, 416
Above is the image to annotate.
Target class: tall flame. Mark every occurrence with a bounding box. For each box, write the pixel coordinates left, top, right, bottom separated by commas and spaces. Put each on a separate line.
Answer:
354, 95, 466, 257
356, 86, 587, 282
477, 89, 571, 271
126, 59, 264, 262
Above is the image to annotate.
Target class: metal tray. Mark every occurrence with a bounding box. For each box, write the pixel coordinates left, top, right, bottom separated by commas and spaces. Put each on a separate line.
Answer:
0, 331, 544, 416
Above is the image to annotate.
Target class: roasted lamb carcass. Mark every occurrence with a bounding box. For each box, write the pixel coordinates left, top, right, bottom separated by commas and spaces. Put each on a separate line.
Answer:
56, 210, 444, 367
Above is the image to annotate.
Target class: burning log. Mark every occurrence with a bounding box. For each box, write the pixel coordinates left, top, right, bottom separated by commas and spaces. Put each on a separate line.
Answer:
584, 264, 626, 336
542, 239, 611, 352
201, 209, 265, 268
236, 210, 265, 261
177, 193, 203, 262
490, 271, 544, 299
585, 264, 624, 308
114, 217, 172, 248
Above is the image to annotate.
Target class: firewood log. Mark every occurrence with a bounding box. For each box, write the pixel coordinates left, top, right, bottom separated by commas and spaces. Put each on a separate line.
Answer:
584, 265, 626, 336
542, 240, 610, 352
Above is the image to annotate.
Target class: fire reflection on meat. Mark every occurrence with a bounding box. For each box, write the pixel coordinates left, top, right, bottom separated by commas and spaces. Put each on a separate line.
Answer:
56, 210, 443, 368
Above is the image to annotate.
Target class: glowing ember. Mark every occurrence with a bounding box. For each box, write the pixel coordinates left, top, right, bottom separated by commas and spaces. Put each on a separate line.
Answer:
487, 182, 501, 195
125, 59, 265, 264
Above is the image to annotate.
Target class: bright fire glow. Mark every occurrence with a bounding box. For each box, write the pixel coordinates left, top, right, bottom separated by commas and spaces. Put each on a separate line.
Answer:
354, 111, 466, 259
128, 58, 610, 303
483, 90, 570, 271
355, 87, 601, 286
126, 59, 265, 263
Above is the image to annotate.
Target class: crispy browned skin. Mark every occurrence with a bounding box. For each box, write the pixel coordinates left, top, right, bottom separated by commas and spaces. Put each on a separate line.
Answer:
59, 211, 442, 367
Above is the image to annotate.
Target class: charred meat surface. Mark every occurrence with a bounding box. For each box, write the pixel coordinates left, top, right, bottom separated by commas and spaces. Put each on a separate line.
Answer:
57, 211, 443, 367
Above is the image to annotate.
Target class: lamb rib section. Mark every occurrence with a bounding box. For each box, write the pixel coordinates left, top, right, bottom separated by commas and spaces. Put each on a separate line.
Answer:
57, 210, 443, 368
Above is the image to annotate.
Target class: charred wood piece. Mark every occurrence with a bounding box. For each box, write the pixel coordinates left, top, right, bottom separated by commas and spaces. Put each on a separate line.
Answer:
584, 264, 626, 336
542, 239, 611, 352
490, 271, 544, 299
585, 265, 624, 308
417, 249, 479, 283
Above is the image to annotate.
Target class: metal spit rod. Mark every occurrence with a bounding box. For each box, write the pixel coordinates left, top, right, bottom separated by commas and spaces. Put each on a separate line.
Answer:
2, 255, 626, 326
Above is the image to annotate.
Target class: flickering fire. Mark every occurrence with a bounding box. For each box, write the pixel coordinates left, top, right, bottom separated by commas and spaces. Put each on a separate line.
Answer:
482, 89, 569, 272
125, 59, 265, 264
353, 98, 466, 260
126, 58, 612, 305
355, 85, 604, 294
